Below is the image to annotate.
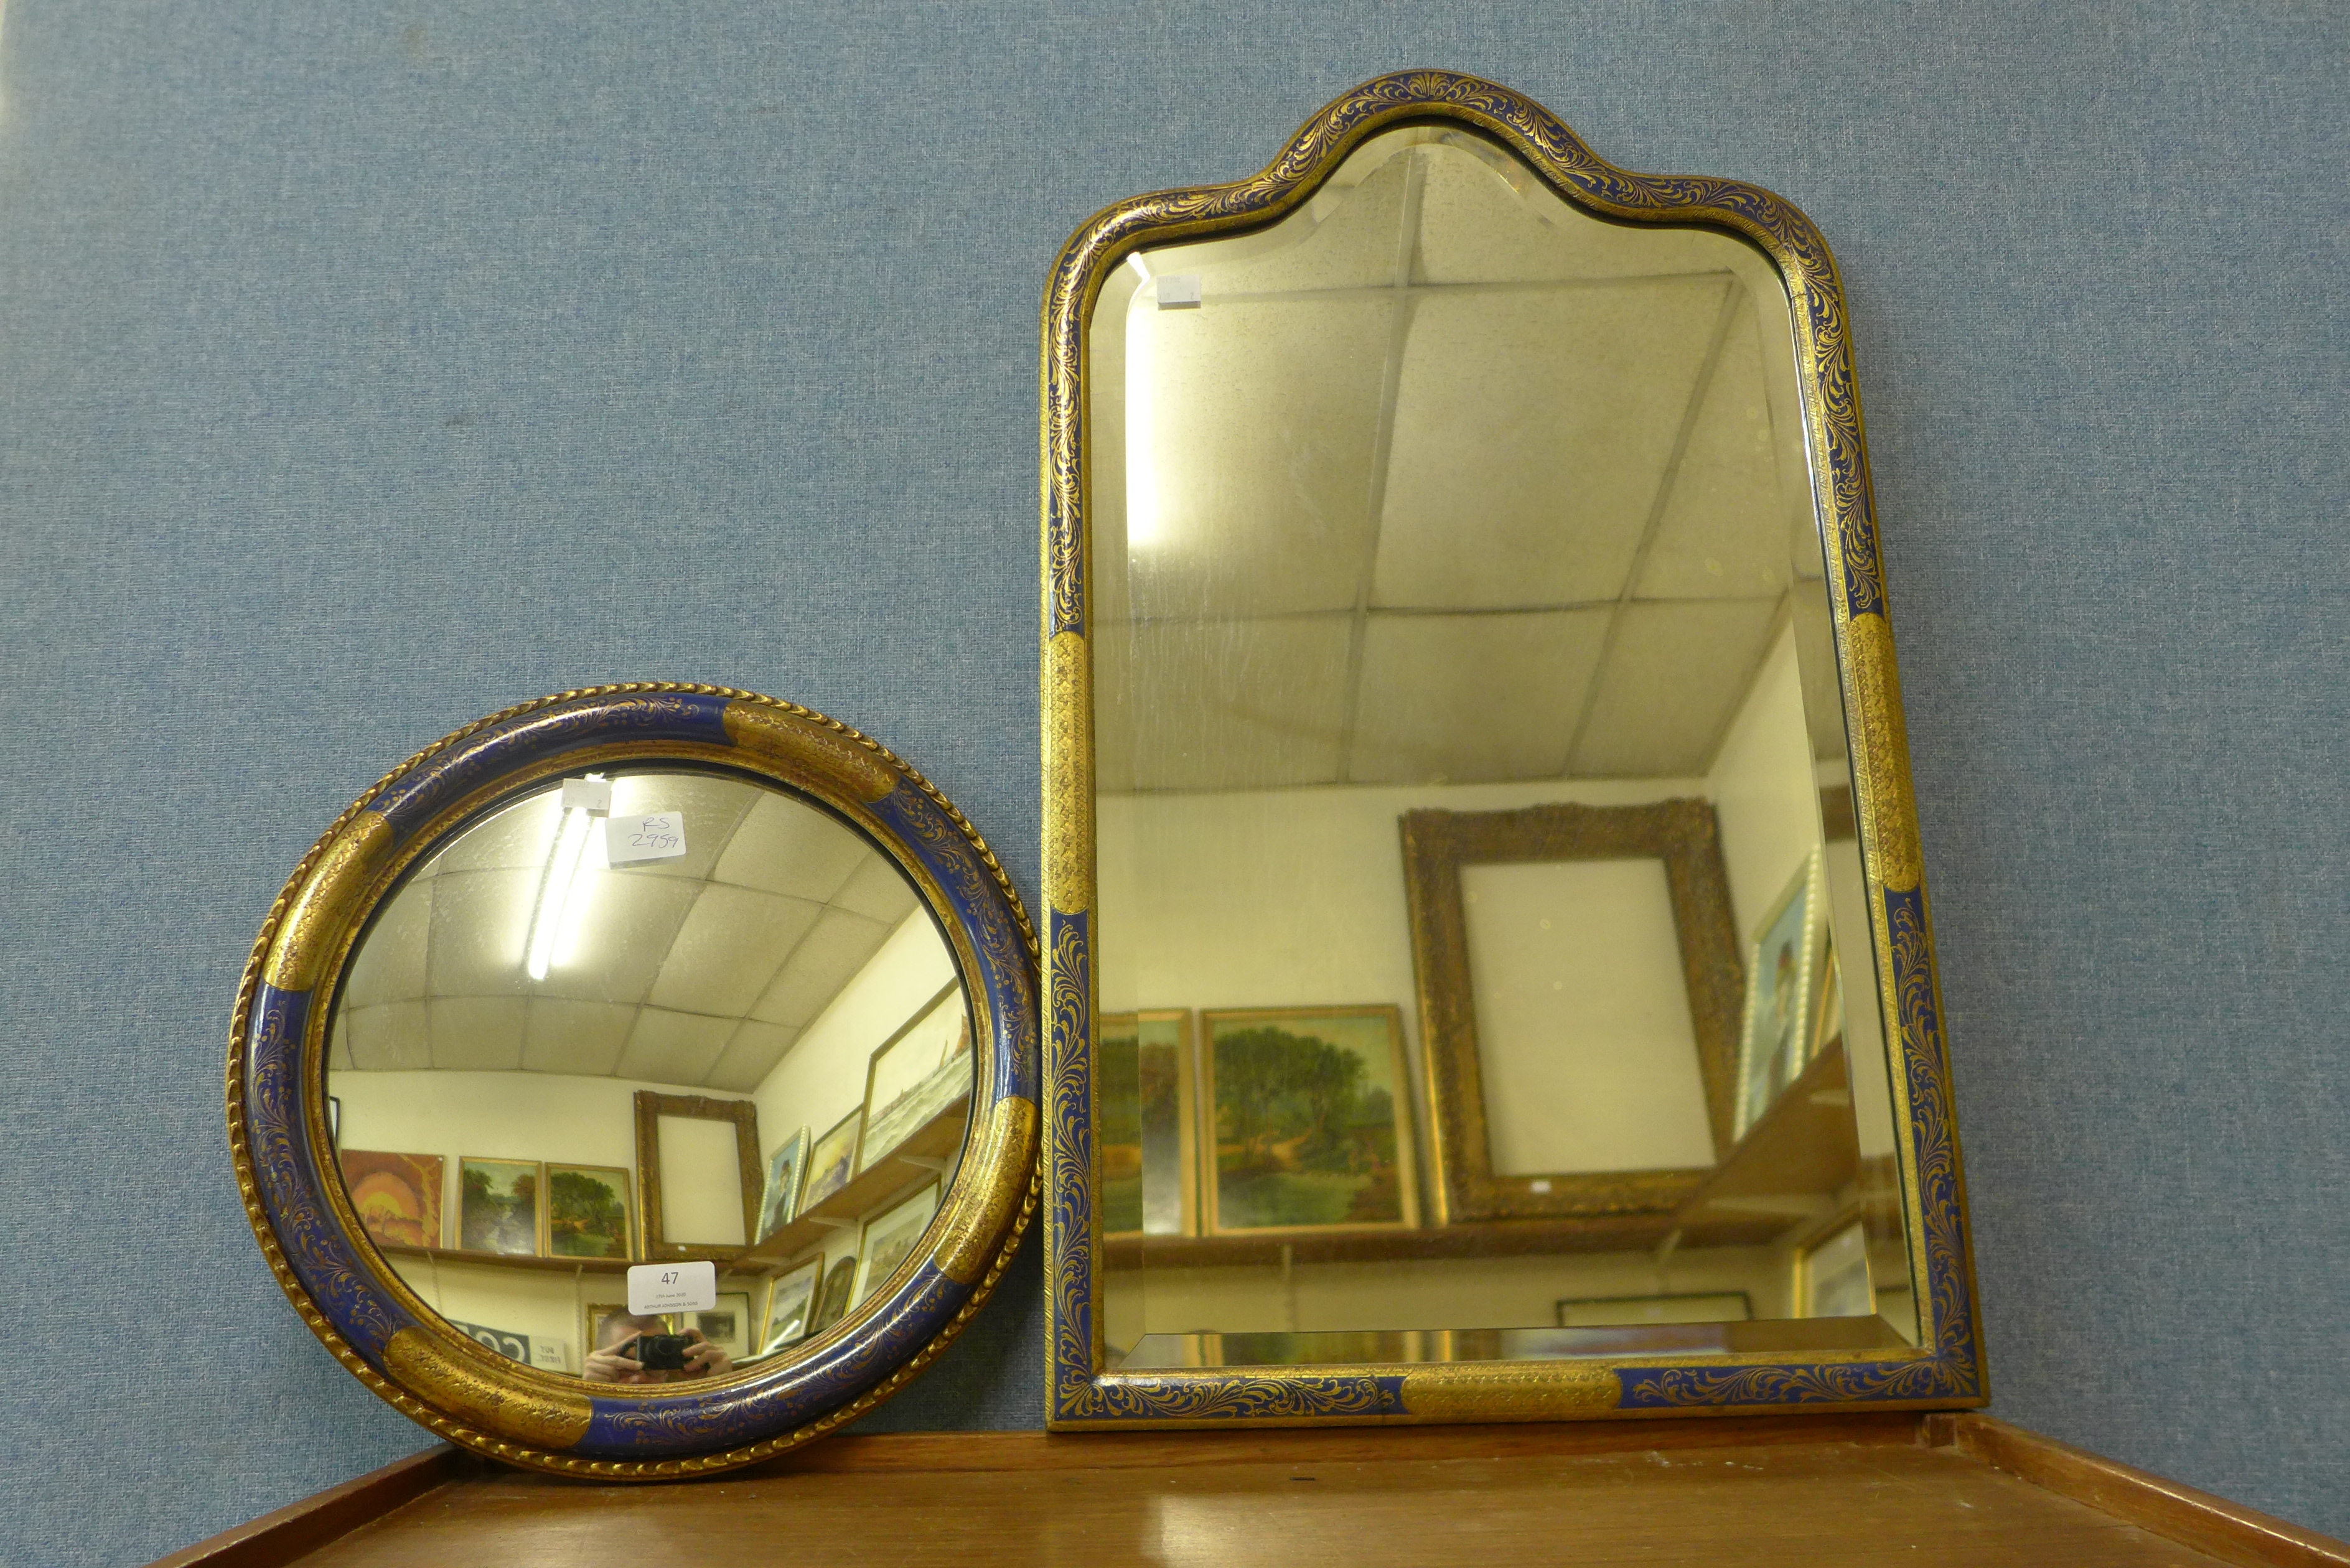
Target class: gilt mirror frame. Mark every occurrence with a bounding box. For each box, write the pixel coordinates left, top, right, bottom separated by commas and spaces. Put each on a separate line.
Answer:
1400, 799, 1745, 1227
230, 684, 1040, 1477
1040, 72, 1985, 1427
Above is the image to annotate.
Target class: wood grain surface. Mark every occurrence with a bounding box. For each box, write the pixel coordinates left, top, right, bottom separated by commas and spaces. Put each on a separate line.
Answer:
288, 1427, 2252, 1568
144, 1446, 468, 1568
1944, 1416, 2350, 1568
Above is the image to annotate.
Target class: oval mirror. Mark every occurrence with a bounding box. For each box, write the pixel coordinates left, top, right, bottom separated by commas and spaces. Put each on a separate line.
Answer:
232, 686, 1037, 1477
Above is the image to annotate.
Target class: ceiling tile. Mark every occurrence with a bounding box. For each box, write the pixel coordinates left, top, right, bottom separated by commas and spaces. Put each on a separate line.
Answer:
423, 868, 538, 999
1372, 276, 1730, 610
1570, 600, 1783, 777
1635, 291, 1802, 602
428, 791, 561, 874
532, 870, 700, 1005
428, 996, 528, 1072
705, 1019, 800, 1094
1349, 610, 1611, 784
831, 854, 920, 928
1123, 296, 1390, 618
1115, 614, 1352, 792
647, 884, 822, 1017
710, 790, 870, 900
749, 905, 894, 1027
616, 1007, 738, 1088
338, 999, 430, 1072
520, 997, 637, 1076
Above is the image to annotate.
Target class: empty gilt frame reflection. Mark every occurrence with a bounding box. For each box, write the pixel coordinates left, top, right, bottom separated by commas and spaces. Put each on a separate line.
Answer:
1042, 72, 1984, 1427
634, 1090, 762, 1264
1400, 800, 1743, 1226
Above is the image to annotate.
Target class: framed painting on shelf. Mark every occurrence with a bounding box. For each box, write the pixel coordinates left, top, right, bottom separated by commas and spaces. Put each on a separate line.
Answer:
695, 1291, 755, 1362
800, 1111, 859, 1213
336, 1150, 444, 1250
541, 1163, 632, 1260
807, 1254, 858, 1337
759, 1257, 825, 1356
1197, 1006, 1419, 1237
1098, 1009, 1198, 1238
756, 1126, 811, 1243
856, 986, 972, 1174
1734, 849, 1827, 1137
456, 1157, 541, 1257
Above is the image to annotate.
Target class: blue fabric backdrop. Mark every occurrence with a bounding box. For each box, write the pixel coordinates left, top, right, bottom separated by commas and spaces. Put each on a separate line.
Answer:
1, 4, 2342, 1562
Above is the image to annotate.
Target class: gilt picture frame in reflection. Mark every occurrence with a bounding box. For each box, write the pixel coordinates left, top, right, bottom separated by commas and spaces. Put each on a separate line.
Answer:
856, 986, 973, 1175
1734, 851, 1827, 1138
756, 1126, 810, 1244
1199, 1006, 1419, 1234
457, 1157, 542, 1257
801, 1111, 859, 1213
541, 1163, 632, 1261
760, 1256, 824, 1355
1098, 1009, 1199, 1238
337, 1149, 444, 1251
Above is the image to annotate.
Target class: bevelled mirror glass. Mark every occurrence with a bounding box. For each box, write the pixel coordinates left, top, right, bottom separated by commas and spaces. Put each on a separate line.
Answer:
1043, 74, 1983, 1426
234, 686, 1038, 1476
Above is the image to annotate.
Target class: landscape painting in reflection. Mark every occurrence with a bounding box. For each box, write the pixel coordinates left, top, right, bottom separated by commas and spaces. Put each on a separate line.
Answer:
1089, 124, 1917, 1368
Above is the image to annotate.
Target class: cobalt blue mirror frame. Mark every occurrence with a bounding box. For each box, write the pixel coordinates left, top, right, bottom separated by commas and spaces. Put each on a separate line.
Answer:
1041, 72, 1987, 1427
231, 685, 1039, 1478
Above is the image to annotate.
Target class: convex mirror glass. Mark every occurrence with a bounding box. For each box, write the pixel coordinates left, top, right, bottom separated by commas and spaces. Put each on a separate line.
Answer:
235, 688, 1038, 1476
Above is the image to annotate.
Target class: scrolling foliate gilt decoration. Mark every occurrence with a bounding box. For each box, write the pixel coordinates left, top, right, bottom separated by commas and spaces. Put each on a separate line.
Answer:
232, 683, 1042, 1478
1042, 71, 1983, 1428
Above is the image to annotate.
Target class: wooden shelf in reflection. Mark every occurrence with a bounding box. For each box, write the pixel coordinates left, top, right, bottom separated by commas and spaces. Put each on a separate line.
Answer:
1103, 1043, 1864, 1271
380, 1244, 636, 1276
1673, 1039, 1856, 1225
735, 1094, 971, 1272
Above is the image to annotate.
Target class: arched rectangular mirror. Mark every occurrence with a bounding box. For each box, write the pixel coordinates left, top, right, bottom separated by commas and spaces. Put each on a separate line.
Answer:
1043, 74, 1983, 1426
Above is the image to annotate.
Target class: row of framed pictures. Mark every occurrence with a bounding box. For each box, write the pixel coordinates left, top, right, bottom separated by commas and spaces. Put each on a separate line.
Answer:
1730, 848, 1847, 1139
339, 1150, 635, 1260
753, 1181, 940, 1356
1100, 1004, 1420, 1241
751, 983, 973, 1245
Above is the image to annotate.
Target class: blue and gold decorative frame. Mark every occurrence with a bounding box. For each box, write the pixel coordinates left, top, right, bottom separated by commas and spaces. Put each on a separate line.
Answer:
229, 684, 1039, 1477
1041, 72, 1987, 1427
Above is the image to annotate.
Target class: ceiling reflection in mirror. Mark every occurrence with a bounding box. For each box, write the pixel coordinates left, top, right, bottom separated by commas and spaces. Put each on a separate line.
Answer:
327, 768, 973, 1383
1088, 125, 1912, 1369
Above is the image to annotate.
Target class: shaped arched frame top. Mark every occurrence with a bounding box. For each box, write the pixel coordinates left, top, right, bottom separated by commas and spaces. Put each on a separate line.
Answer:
231, 685, 1040, 1478
1040, 73, 1983, 1430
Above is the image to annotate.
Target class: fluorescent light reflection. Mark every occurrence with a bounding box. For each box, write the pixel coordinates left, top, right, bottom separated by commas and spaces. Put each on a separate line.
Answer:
551, 815, 607, 969
526, 789, 604, 981
1126, 278, 1161, 550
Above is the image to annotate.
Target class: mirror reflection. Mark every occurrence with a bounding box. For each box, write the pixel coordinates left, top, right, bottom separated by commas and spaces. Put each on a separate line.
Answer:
1089, 126, 1914, 1367
327, 768, 973, 1382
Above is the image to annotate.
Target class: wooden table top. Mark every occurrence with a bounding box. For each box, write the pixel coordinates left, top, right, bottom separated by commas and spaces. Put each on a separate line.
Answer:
268, 1416, 2324, 1568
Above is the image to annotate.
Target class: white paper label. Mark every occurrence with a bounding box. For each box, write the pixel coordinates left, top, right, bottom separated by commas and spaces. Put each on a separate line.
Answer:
606, 811, 686, 866
1156, 273, 1201, 309
627, 1259, 717, 1315
559, 776, 612, 813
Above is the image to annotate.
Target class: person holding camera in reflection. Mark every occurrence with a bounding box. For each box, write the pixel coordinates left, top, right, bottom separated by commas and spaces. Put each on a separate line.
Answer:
581, 1310, 734, 1384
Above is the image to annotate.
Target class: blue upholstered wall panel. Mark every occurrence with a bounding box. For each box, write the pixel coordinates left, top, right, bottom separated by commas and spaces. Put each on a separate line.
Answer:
1, 4, 2341, 1561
